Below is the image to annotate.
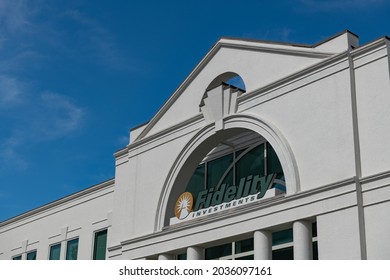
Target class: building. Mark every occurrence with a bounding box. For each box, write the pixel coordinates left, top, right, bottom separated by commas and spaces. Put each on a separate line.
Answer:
1, 30, 390, 260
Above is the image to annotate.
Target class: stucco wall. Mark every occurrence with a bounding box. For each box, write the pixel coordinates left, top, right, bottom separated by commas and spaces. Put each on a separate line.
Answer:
0, 182, 113, 260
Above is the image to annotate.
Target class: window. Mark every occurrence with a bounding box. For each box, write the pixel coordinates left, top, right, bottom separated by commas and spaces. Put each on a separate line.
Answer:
176, 253, 187, 260
272, 223, 318, 260
203, 223, 318, 260
205, 243, 232, 260
184, 164, 205, 197
272, 228, 293, 260
12, 255, 22, 260
93, 229, 108, 260
26, 250, 37, 260
236, 144, 265, 180
185, 142, 285, 204
66, 238, 79, 260
49, 243, 61, 260
205, 238, 254, 260
207, 153, 234, 189
312, 222, 318, 260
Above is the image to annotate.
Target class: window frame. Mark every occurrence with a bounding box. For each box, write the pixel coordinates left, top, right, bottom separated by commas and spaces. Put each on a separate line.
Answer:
48, 242, 62, 260
205, 223, 318, 260
92, 228, 108, 260
26, 250, 37, 260
12, 255, 22, 260
186, 139, 279, 192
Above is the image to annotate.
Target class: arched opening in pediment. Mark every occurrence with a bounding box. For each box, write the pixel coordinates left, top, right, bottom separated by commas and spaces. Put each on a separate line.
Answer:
199, 73, 246, 121
205, 72, 246, 92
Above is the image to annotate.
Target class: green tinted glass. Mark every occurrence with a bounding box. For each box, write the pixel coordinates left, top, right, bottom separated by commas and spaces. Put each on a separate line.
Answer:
313, 241, 318, 260
272, 228, 293, 246
207, 153, 233, 189
235, 238, 254, 254
272, 246, 293, 260
267, 143, 283, 176
312, 222, 317, 237
66, 238, 79, 260
205, 243, 232, 260
236, 144, 264, 182
185, 164, 205, 196
177, 253, 187, 260
93, 229, 108, 260
12, 255, 22, 260
26, 250, 37, 260
49, 243, 61, 260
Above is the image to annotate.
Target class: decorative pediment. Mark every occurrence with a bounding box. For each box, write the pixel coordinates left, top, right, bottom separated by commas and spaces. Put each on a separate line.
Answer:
130, 33, 354, 142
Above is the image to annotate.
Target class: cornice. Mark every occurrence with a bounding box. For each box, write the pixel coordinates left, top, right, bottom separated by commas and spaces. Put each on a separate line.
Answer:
218, 40, 334, 58
360, 169, 390, 184
0, 178, 115, 227
239, 36, 389, 106
351, 36, 388, 58
114, 147, 128, 159
122, 114, 204, 154
109, 176, 355, 252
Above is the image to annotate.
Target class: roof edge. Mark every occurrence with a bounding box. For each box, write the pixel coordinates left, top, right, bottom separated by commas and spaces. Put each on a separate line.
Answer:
218, 36, 312, 48
312, 30, 359, 47
0, 178, 115, 227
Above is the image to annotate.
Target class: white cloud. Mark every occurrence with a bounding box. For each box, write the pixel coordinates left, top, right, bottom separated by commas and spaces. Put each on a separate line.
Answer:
278, 28, 294, 42
0, 1, 134, 73
63, 9, 128, 70
0, 2, 89, 170
0, 88, 85, 169
38, 92, 85, 138
117, 135, 130, 146
0, 75, 24, 106
0, 0, 33, 33
0, 133, 27, 170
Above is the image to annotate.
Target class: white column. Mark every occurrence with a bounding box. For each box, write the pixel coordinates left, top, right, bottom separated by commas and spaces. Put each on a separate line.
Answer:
293, 220, 313, 260
158, 254, 174, 260
187, 246, 204, 260
254, 230, 272, 260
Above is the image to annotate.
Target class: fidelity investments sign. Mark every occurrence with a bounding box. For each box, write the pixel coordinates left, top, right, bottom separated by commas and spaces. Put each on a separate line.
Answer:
170, 173, 285, 225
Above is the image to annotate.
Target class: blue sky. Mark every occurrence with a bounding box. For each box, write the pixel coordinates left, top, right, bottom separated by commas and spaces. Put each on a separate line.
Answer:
0, 0, 389, 221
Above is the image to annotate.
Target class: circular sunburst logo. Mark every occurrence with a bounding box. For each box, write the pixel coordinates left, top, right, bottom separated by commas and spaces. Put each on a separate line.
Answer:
174, 192, 194, 220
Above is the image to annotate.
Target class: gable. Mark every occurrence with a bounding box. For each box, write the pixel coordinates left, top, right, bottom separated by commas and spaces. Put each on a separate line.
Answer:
134, 37, 339, 141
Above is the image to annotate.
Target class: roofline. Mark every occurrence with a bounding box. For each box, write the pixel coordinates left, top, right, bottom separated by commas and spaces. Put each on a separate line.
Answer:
0, 178, 115, 226
355, 35, 389, 49
217, 30, 359, 50
130, 120, 150, 132
217, 36, 312, 48
348, 35, 389, 58
312, 30, 359, 47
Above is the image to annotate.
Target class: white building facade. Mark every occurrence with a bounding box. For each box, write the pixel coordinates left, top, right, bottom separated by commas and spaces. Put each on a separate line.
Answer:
1, 31, 390, 260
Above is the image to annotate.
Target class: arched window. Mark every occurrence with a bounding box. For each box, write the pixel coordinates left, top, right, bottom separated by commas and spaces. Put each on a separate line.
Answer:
185, 140, 285, 209
171, 131, 285, 224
